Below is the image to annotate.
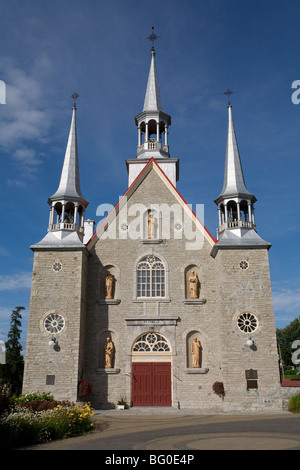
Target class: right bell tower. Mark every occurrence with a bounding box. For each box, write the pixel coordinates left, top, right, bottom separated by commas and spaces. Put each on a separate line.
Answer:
213, 95, 270, 249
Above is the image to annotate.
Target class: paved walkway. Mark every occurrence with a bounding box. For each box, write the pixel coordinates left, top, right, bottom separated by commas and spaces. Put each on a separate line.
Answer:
22, 408, 300, 451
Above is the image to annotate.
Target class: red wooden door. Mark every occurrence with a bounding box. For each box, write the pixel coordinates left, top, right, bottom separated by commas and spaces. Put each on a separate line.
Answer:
132, 362, 171, 406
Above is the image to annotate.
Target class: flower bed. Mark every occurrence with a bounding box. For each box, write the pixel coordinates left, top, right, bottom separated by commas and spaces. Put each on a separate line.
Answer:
0, 401, 94, 449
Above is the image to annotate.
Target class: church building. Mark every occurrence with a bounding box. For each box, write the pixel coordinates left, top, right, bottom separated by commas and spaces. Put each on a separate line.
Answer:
22, 39, 283, 411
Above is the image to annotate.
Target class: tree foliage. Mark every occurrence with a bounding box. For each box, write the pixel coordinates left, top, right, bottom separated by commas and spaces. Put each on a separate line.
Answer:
277, 316, 300, 370
0, 306, 24, 395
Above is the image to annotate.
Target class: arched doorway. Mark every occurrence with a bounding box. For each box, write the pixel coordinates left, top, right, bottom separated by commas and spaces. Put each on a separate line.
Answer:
131, 332, 172, 406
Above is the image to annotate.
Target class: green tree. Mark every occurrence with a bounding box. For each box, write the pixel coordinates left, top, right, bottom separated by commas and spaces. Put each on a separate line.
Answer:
0, 306, 24, 395
277, 316, 300, 370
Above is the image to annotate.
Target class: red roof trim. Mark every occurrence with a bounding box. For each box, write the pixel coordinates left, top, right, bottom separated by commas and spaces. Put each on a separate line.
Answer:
87, 157, 216, 246
86, 158, 154, 246
149, 158, 217, 244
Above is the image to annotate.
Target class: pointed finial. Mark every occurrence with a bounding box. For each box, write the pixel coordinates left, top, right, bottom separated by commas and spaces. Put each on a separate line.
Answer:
71, 91, 79, 108
144, 25, 161, 51
224, 89, 235, 106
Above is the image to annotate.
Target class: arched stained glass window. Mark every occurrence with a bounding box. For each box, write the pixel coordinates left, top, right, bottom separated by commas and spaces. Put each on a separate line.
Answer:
136, 255, 165, 298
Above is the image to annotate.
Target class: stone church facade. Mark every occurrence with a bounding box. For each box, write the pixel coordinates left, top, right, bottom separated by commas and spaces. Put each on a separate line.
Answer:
22, 44, 283, 411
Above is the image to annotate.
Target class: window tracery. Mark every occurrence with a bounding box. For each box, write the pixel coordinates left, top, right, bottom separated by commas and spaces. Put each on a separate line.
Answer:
237, 313, 258, 333
132, 332, 171, 352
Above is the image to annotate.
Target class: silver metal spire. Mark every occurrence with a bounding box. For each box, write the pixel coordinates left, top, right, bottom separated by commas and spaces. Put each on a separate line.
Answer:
143, 48, 163, 112
218, 103, 253, 199
50, 99, 87, 203
33, 96, 89, 248
211, 100, 272, 252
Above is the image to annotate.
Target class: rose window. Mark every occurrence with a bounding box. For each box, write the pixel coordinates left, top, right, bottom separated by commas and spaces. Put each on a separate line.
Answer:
52, 262, 62, 272
237, 313, 258, 333
44, 314, 65, 334
239, 260, 249, 270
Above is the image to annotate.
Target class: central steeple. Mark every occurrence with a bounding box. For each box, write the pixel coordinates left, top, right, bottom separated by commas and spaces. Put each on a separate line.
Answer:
126, 28, 179, 187
134, 41, 171, 160
143, 48, 163, 112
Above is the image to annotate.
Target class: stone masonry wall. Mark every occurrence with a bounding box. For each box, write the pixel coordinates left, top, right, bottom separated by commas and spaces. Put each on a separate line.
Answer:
22, 248, 88, 403
215, 248, 282, 411
82, 168, 282, 411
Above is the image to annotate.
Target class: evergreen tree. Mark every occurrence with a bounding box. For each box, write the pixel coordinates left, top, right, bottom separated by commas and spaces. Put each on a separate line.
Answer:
0, 306, 24, 394
277, 316, 300, 370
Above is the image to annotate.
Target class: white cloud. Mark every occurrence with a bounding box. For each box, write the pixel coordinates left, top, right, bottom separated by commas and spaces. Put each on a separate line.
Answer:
0, 57, 54, 184
0, 272, 32, 291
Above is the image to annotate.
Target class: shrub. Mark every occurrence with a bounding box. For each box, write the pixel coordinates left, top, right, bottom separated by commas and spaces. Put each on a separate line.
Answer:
212, 381, 225, 398
0, 402, 94, 448
18, 399, 71, 412
0, 384, 12, 416
287, 369, 299, 376
288, 392, 300, 413
13, 392, 55, 406
78, 380, 92, 399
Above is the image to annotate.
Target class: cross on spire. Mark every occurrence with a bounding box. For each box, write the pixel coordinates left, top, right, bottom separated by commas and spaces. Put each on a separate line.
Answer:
144, 25, 161, 51
224, 89, 235, 106
71, 91, 79, 107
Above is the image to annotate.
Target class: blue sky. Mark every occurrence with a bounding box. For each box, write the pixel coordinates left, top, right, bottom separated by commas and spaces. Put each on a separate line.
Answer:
0, 0, 300, 350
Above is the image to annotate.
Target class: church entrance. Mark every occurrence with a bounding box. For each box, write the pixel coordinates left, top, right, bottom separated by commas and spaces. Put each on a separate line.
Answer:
131, 332, 172, 407
132, 362, 171, 406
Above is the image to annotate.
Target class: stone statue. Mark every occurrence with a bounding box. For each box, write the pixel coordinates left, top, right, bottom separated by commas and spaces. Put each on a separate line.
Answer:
105, 271, 114, 299
191, 336, 201, 368
104, 337, 114, 368
148, 211, 156, 239
188, 270, 200, 299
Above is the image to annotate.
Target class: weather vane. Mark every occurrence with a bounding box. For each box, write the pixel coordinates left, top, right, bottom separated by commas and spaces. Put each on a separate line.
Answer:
71, 91, 79, 107
144, 25, 161, 50
224, 89, 235, 105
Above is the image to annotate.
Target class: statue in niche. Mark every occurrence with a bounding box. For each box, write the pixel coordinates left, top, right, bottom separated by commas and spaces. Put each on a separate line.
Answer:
188, 270, 200, 298
148, 211, 156, 239
104, 337, 114, 368
105, 271, 114, 299
191, 336, 201, 368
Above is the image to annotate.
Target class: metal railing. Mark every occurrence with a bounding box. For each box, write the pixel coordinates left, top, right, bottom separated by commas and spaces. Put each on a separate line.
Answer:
219, 220, 255, 232
50, 223, 84, 233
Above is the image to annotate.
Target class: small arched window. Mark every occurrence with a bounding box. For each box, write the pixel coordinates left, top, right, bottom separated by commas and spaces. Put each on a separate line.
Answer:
136, 255, 165, 298
132, 332, 171, 353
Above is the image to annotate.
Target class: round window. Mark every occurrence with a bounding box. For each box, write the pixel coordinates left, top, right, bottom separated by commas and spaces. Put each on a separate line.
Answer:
237, 313, 258, 333
52, 262, 62, 272
239, 260, 249, 270
44, 314, 65, 334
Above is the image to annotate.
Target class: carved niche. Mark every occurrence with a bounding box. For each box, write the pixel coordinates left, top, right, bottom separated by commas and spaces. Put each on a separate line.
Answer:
101, 265, 119, 300
185, 265, 201, 299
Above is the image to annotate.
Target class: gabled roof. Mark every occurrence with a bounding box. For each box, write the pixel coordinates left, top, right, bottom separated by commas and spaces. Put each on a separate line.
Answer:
87, 157, 216, 250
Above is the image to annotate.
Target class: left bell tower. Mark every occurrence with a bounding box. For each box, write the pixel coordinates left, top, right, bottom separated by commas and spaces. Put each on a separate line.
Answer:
22, 96, 89, 402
